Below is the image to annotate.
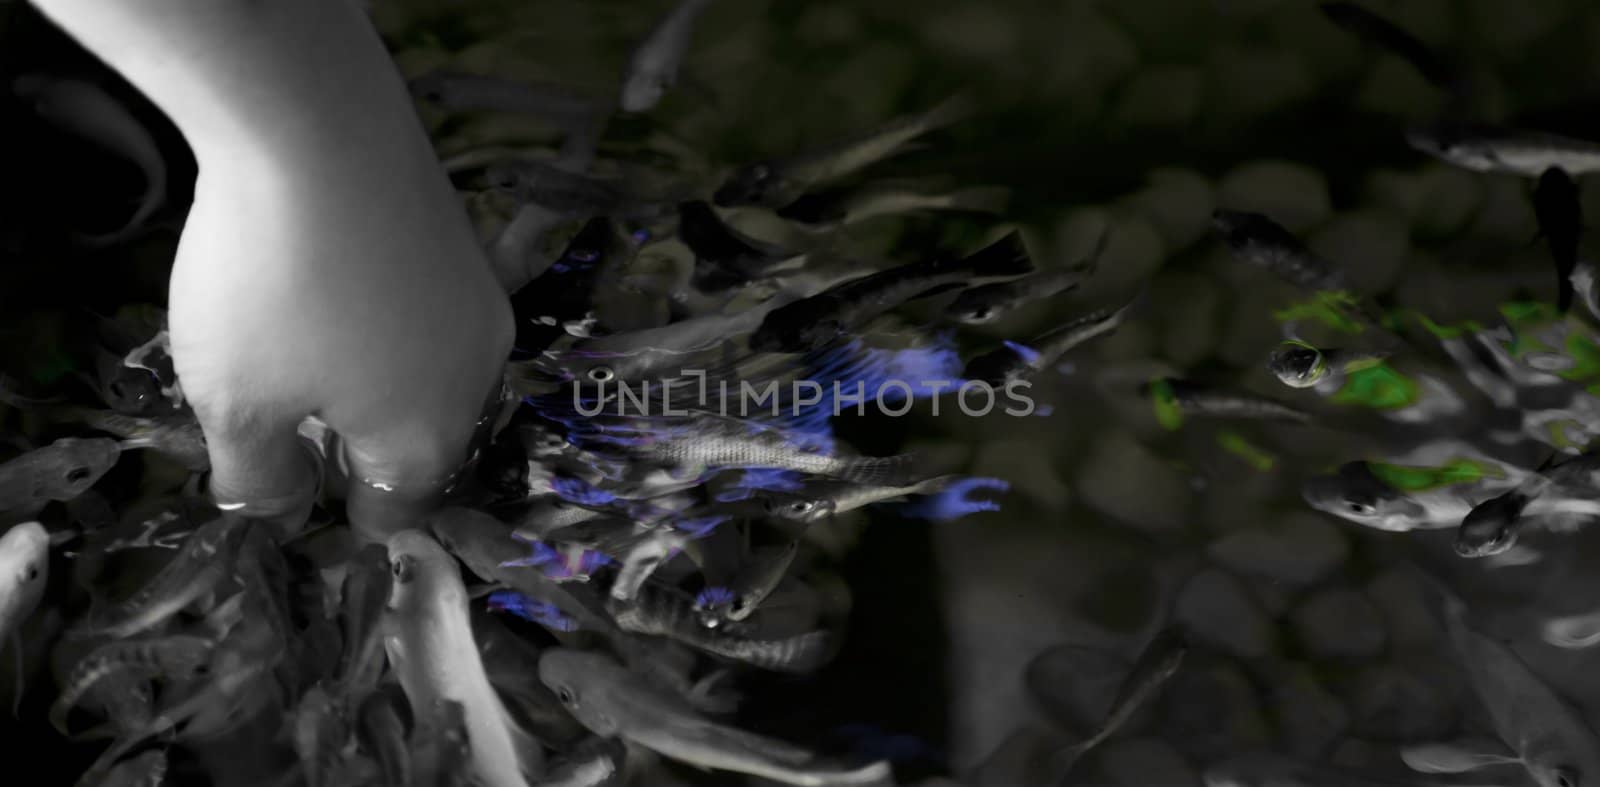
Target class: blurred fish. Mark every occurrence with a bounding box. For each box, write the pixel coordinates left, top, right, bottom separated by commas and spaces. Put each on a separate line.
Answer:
81, 749, 167, 787
0, 386, 205, 471
383, 530, 542, 787
750, 230, 1034, 353
292, 683, 347, 787
779, 180, 1010, 231
508, 218, 627, 359
610, 582, 832, 672
71, 513, 246, 640
716, 540, 798, 624
1442, 592, 1600, 785
51, 635, 213, 735
1047, 628, 1186, 777
1203, 750, 1431, 787
410, 69, 601, 126
539, 741, 623, 787
0, 437, 121, 514
534, 294, 789, 383
79, 672, 154, 738
484, 159, 662, 220
620, 0, 716, 113
963, 296, 1138, 384
678, 201, 803, 291
0, 521, 48, 713
1318, 2, 1471, 106
13, 75, 167, 246
1266, 340, 1389, 389
1211, 210, 1352, 294
355, 684, 412, 787
1407, 122, 1600, 178
1572, 260, 1600, 322
121, 327, 182, 409
83, 346, 168, 417
510, 498, 609, 542
335, 544, 391, 694
429, 505, 613, 631
1533, 167, 1584, 313
1400, 739, 1519, 774
945, 230, 1100, 324
1303, 458, 1522, 532
1457, 451, 1600, 558
487, 590, 579, 632
1141, 377, 1313, 429
539, 648, 891, 785
714, 95, 975, 208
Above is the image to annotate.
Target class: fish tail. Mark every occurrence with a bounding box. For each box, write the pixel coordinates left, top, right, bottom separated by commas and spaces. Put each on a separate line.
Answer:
959, 232, 1035, 279
916, 93, 978, 135
840, 453, 919, 487
943, 185, 1010, 215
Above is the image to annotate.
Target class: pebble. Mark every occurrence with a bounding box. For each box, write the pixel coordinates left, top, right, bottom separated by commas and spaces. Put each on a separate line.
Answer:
1174, 569, 1275, 659
1111, 65, 1204, 130
1307, 211, 1410, 294
1077, 431, 1192, 534
1344, 662, 1459, 741
1160, 658, 1273, 761
1121, 168, 1217, 251
1411, 165, 1486, 241
1291, 586, 1388, 663
1154, 272, 1221, 368
1022, 643, 1126, 731
1205, 46, 1315, 122
1207, 513, 1349, 586
1265, 663, 1350, 759
1363, 568, 1443, 651
1098, 737, 1200, 786
1217, 160, 1331, 234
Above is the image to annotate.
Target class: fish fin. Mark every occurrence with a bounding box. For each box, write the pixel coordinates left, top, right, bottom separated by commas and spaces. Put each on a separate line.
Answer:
840, 453, 920, 487
943, 185, 1010, 215
959, 231, 1035, 279
1400, 740, 1520, 773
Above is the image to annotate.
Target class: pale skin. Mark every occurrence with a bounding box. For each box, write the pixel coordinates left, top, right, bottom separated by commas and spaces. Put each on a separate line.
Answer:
28, 0, 514, 539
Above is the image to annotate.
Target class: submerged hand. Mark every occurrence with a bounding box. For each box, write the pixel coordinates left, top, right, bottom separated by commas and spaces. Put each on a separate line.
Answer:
30, 0, 513, 539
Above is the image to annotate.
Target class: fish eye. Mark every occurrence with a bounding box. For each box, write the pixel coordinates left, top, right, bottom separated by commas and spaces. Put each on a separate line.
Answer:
66, 467, 90, 483
556, 686, 575, 707
390, 555, 417, 584
1345, 500, 1376, 516
789, 501, 815, 515
1555, 770, 1578, 787
25, 564, 38, 581
967, 307, 992, 322
587, 366, 616, 383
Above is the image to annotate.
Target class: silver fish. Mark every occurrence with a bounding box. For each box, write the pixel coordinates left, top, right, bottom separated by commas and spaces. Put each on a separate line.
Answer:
1407, 122, 1600, 178
780, 180, 1009, 230
410, 70, 600, 126
484, 159, 662, 220
0, 522, 48, 646
51, 635, 213, 735
428, 506, 612, 631
13, 75, 167, 246
355, 685, 413, 787
715, 95, 975, 208
620, 0, 716, 113
71, 513, 246, 640
384, 529, 541, 787
1443, 593, 1600, 786
335, 544, 391, 694
724, 540, 798, 622
537, 296, 789, 384
1047, 628, 1186, 778
1457, 452, 1600, 558
946, 227, 1103, 324
963, 296, 1138, 383
539, 648, 891, 786
0, 437, 121, 514
1302, 460, 1519, 533
1211, 209, 1351, 293
1144, 377, 1314, 425
610, 582, 832, 673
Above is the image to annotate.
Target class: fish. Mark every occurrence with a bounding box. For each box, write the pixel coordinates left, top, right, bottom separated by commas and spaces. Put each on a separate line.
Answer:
70, 513, 247, 640
534, 294, 791, 384
83, 749, 167, 787
962, 295, 1138, 384
0, 437, 121, 514
1457, 452, 1600, 558
508, 218, 628, 359
50, 635, 214, 735
610, 582, 833, 672
1400, 739, 1520, 774
718, 540, 799, 624
1211, 209, 1352, 294
1407, 122, 1600, 178
1534, 167, 1584, 313
121, 327, 183, 409
1140, 377, 1313, 429
84, 345, 169, 417
778, 180, 1010, 230
750, 230, 1035, 353
383, 529, 542, 787
0, 521, 48, 713
484, 159, 662, 220
1266, 340, 1390, 389
539, 742, 623, 787
678, 201, 804, 291
355, 684, 413, 787
714, 95, 975, 208
486, 590, 579, 632
13, 75, 167, 246
1046, 628, 1187, 778
1302, 459, 1521, 532
620, 0, 717, 113
470, 606, 591, 746
0, 387, 205, 472
539, 648, 891, 785
1572, 260, 1600, 322
568, 409, 918, 485
410, 70, 601, 126
510, 498, 609, 542
335, 544, 392, 694
1442, 591, 1600, 786
292, 683, 347, 787
1317, 2, 1471, 104
428, 505, 613, 631
945, 234, 1100, 325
